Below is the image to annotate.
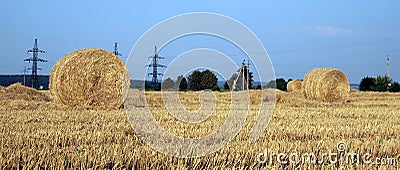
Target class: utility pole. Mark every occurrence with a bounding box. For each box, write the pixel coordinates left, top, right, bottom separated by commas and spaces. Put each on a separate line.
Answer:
242, 59, 245, 91
147, 46, 166, 89
247, 59, 251, 90
24, 38, 47, 89
387, 54, 390, 79
113, 42, 122, 56
21, 65, 27, 86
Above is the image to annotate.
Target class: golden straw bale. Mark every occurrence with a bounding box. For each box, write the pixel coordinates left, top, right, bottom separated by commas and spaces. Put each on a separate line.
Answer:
287, 80, 303, 92
50, 48, 130, 109
49, 52, 70, 103
302, 68, 350, 102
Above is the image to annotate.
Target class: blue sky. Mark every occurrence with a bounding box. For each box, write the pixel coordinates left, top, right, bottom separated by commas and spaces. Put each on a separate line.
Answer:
1, 1, 400, 83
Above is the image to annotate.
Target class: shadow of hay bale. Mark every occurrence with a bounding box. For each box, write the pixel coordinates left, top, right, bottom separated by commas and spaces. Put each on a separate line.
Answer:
275, 90, 324, 107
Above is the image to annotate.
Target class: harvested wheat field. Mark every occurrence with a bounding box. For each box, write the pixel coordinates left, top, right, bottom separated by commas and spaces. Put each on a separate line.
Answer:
0, 88, 399, 169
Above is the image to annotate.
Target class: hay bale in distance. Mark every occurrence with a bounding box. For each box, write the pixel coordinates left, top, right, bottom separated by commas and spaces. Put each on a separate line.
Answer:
50, 48, 130, 109
302, 68, 350, 102
287, 80, 303, 92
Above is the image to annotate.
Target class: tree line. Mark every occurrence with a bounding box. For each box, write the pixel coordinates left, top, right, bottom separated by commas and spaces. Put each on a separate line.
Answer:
159, 70, 400, 93
258, 75, 400, 92
359, 75, 400, 92
1, 72, 398, 93
0, 75, 49, 89
152, 64, 256, 91
149, 70, 218, 91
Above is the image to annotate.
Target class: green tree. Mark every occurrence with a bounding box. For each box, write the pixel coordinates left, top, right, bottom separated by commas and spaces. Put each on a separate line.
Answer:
359, 77, 375, 91
161, 77, 174, 90
389, 81, 400, 92
276, 78, 287, 91
187, 70, 218, 91
359, 76, 400, 92
188, 71, 202, 91
200, 70, 218, 90
266, 80, 276, 89
212, 85, 221, 91
374, 75, 391, 92
224, 81, 230, 90
145, 81, 160, 91
176, 75, 188, 91
266, 78, 287, 91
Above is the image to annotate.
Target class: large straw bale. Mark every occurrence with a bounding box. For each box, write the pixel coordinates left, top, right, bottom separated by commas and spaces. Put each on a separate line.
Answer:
50, 48, 130, 109
287, 80, 303, 92
302, 68, 350, 102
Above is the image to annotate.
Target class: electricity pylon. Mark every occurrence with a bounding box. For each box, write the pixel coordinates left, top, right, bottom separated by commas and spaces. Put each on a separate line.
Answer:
147, 46, 166, 89
24, 38, 47, 88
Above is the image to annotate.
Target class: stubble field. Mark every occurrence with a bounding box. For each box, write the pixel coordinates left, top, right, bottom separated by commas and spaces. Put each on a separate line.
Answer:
0, 89, 399, 169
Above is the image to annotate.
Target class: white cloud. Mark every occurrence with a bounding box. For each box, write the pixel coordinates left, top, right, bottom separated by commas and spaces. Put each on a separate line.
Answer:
311, 26, 352, 36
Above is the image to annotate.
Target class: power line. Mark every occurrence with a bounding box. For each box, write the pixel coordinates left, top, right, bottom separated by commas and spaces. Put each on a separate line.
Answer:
147, 46, 166, 89
387, 54, 390, 78
21, 65, 27, 86
113, 42, 122, 57
24, 38, 47, 89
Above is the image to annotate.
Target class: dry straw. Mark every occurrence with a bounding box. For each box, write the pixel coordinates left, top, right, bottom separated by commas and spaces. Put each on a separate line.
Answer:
0, 83, 50, 101
50, 48, 130, 109
0, 86, 5, 94
302, 68, 350, 102
287, 80, 303, 92
350, 88, 358, 93
273, 89, 324, 107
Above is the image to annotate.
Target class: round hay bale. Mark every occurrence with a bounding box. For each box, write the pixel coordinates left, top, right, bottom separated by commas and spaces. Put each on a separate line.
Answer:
50, 48, 130, 109
287, 80, 303, 92
302, 68, 350, 102
49, 51, 70, 103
